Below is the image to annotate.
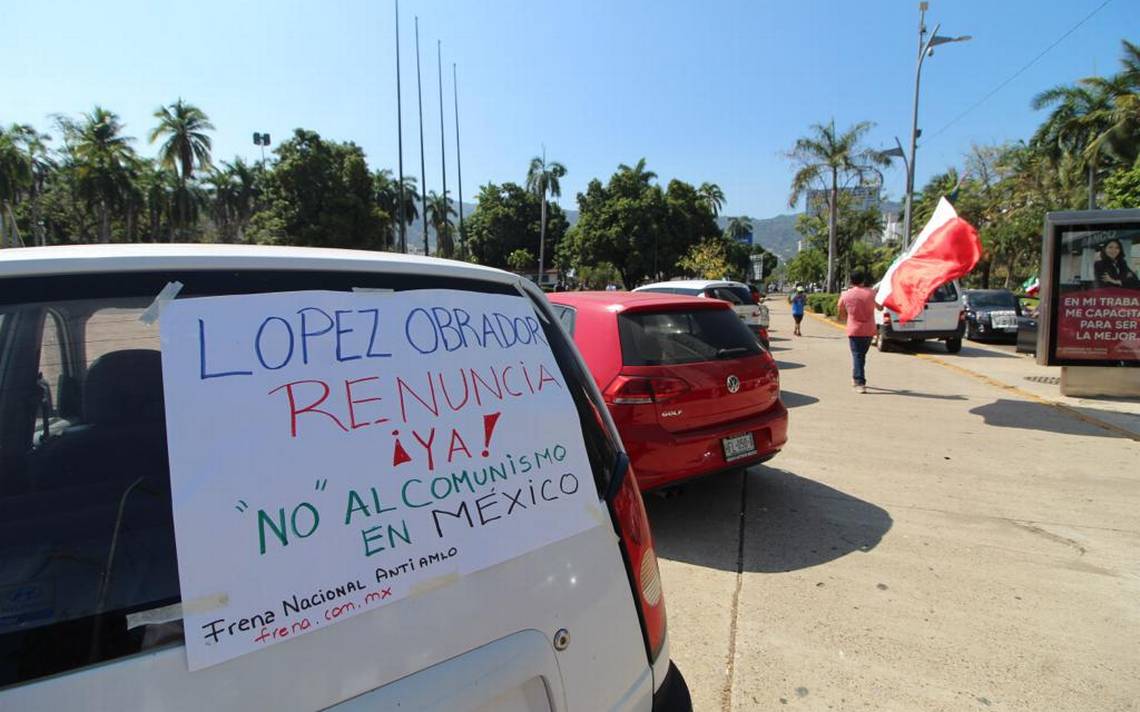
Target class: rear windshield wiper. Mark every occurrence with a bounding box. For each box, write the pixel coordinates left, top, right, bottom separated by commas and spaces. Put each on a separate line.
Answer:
716, 346, 750, 358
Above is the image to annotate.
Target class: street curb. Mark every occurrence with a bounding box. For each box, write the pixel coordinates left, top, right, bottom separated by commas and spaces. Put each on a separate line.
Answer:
804, 311, 1139, 442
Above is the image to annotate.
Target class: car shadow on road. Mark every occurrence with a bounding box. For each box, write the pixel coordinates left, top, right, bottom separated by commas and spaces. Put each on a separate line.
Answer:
780, 390, 819, 408
645, 467, 892, 573
969, 398, 1133, 439
863, 386, 966, 400
774, 360, 805, 370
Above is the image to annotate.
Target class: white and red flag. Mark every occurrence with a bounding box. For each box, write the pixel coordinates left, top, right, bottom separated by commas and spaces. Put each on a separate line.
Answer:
876, 197, 982, 322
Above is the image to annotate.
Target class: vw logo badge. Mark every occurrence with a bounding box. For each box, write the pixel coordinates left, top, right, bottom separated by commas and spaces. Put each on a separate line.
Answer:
726, 375, 741, 393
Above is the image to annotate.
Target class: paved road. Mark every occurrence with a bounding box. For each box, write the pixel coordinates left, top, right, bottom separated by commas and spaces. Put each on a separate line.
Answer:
649, 297, 1139, 711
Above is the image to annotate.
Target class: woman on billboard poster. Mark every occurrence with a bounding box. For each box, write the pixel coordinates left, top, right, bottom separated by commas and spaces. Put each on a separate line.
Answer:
1093, 239, 1140, 290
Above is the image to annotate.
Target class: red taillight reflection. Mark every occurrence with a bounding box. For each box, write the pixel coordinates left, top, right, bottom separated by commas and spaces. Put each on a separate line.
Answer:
604, 375, 690, 405
611, 462, 667, 661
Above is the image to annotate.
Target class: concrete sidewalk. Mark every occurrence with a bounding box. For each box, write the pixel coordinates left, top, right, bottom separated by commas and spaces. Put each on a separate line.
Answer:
806, 310, 1140, 440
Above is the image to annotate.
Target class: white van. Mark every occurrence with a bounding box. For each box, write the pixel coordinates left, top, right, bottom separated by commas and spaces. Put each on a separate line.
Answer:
874, 280, 966, 353
0, 245, 691, 711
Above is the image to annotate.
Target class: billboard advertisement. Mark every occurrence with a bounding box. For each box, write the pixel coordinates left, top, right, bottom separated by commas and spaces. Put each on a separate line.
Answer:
1039, 210, 1140, 366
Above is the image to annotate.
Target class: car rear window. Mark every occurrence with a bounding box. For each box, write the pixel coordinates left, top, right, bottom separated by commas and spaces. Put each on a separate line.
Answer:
930, 282, 959, 302
617, 307, 762, 366
638, 287, 701, 296
706, 286, 752, 305
0, 269, 617, 687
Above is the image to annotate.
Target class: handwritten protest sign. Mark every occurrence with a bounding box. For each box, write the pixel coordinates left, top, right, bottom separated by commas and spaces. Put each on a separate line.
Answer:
159, 289, 605, 670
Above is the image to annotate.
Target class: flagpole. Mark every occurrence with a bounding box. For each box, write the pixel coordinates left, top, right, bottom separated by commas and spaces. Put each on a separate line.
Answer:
394, 0, 407, 253
453, 62, 465, 256
415, 17, 429, 256
437, 40, 449, 257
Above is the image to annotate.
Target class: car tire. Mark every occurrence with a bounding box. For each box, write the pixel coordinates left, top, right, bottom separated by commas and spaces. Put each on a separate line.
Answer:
966, 323, 979, 341
946, 336, 962, 353
877, 329, 891, 352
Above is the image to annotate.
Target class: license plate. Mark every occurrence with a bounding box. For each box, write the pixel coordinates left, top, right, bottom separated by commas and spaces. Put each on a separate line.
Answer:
992, 314, 1017, 328
722, 433, 757, 462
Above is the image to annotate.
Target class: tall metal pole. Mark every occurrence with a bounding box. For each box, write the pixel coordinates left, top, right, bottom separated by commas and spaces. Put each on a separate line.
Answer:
394, 0, 407, 253
415, 17, 429, 256
538, 146, 547, 287
437, 40, 449, 257
902, 2, 927, 251
453, 62, 465, 255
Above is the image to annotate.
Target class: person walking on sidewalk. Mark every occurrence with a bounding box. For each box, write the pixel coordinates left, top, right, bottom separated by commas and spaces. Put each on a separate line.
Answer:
837, 269, 878, 393
790, 286, 807, 336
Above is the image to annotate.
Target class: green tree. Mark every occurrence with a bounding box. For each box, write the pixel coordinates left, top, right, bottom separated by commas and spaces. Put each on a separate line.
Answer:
67, 107, 138, 243
698, 182, 725, 217
786, 120, 890, 291
558, 162, 717, 286
466, 181, 567, 269
576, 261, 624, 290
506, 248, 532, 272
784, 248, 827, 286
678, 237, 732, 280
150, 99, 214, 240
0, 125, 34, 246
794, 190, 884, 287
426, 189, 457, 258
526, 153, 567, 279
373, 169, 417, 250
252, 128, 385, 249
1103, 161, 1140, 208
724, 215, 752, 242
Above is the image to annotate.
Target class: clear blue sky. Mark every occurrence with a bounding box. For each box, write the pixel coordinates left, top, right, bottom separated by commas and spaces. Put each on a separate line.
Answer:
2, 0, 1134, 219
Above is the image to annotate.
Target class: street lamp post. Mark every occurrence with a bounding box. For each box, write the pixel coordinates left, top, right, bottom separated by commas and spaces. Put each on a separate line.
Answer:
901, 2, 970, 249
880, 138, 909, 245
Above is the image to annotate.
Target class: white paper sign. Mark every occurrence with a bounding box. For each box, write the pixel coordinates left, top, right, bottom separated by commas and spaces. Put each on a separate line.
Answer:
159, 289, 605, 670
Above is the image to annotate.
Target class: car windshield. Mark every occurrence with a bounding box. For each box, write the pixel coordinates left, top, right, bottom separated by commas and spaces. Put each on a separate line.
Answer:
618, 308, 761, 366
0, 269, 617, 687
968, 292, 1019, 309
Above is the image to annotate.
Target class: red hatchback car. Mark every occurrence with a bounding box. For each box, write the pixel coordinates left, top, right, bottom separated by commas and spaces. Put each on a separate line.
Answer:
548, 291, 788, 490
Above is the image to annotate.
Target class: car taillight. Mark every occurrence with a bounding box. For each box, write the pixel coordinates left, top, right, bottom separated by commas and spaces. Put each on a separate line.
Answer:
609, 455, 667, 662
750, 289, 760, 304
883, 311, 892, 324
958, 310, 966, 322
604, 374, 689, 405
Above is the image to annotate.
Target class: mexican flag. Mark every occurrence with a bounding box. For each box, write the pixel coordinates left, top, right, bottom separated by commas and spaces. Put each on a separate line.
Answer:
876, 197, 982, 322
1021, 274, 1040, 297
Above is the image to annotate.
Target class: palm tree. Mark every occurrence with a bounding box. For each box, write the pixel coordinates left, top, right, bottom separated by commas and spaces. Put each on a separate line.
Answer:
526, 152, 567, 284
1031, 82, 1116, 210
426, 189, 457, 258
138, 162, 174, 242
698, 182, 726, 217
1083, 40, 1140, 170
69, 107, 137, 243
223, 159, 261, 243
374, 170, 419, 250
0, 126, 33, 247
149, 99, 214, 240
787, 120, 888, 291
617, 157, 657, 186
725, 215, 753, 242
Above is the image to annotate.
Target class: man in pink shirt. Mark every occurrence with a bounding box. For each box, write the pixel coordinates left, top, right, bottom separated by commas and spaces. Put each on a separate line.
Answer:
836, 269, 879, 394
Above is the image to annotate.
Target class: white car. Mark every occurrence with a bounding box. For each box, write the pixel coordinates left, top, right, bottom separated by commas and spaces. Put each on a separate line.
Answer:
874, 280, 966, 353
0, 245, 690, 711
633, 280, 769, 343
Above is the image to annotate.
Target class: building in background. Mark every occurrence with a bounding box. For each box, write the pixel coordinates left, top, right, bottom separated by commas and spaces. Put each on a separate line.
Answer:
805, 185, 882, 218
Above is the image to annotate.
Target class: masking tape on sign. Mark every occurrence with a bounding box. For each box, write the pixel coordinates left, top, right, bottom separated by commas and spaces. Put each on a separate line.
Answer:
138, 281, 184, 325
